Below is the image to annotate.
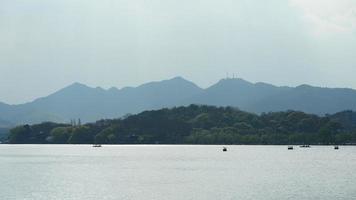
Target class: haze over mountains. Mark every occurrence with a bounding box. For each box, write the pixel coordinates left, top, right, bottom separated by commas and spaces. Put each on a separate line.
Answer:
1, 77, 356, 127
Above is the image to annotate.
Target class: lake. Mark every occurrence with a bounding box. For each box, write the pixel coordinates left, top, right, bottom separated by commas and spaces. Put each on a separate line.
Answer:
0, 145, 355, 200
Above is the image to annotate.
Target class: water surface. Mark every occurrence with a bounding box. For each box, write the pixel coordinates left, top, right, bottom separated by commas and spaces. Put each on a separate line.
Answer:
0, 145, 355, 200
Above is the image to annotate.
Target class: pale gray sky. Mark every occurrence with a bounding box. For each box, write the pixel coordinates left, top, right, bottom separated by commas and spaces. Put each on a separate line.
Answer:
0, 0, 355, 104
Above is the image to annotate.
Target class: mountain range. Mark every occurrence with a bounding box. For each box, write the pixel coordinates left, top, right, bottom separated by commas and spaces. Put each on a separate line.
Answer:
1, 77, 356, 127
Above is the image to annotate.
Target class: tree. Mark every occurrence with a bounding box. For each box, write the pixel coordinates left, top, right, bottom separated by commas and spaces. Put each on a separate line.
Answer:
68, 126, 93, 144
318, 121, 341, 144
8, 125, 31, 144
95, 127, 116, 144
49, 127, 71, 144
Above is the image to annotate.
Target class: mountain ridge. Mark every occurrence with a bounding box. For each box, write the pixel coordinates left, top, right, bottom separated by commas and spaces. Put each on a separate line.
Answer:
1, 77, 356, 127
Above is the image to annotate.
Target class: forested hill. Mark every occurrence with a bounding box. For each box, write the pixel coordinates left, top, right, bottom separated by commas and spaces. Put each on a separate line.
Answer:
6, 105, 356, 145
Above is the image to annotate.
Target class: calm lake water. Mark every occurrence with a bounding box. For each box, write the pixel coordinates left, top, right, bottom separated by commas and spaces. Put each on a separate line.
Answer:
0, 145, 355, 200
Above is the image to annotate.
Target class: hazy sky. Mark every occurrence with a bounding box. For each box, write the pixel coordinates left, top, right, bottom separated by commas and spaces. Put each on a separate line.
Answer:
0, 0, 355, 104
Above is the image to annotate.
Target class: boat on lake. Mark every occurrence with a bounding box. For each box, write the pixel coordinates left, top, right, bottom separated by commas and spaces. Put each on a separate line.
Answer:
93, 144, 102, 148
334, 146, 339, 150
300, 145, 310, 148
288, 146, 294, 150
223, 147, 227, 152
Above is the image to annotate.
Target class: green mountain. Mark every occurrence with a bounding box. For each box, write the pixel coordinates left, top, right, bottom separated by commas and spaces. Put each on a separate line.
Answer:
6, 105, 356, 145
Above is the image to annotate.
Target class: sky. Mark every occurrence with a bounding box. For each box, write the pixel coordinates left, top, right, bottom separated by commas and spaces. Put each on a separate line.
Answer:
0, 0, 355, 104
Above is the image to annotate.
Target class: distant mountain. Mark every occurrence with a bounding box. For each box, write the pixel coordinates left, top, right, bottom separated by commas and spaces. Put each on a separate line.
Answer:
0, 118, 13, 128
190, 78, 356, 114
0, 77, 203, 126
188, 78, 291, 110
1, 77, 356, 127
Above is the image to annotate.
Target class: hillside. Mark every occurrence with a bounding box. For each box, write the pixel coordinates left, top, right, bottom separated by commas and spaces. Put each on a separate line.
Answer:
6, 105, 356, 145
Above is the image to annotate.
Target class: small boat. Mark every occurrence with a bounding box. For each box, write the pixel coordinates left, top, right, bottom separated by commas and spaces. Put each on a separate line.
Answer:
288, 146, 294, 150
300, 145, 310, 148
93, 144, 102, 148
334, 146, 339, 150
223, 147, 227, 152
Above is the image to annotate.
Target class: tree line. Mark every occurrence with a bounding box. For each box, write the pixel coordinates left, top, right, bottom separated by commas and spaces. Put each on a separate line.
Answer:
6, 105, 356, 145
